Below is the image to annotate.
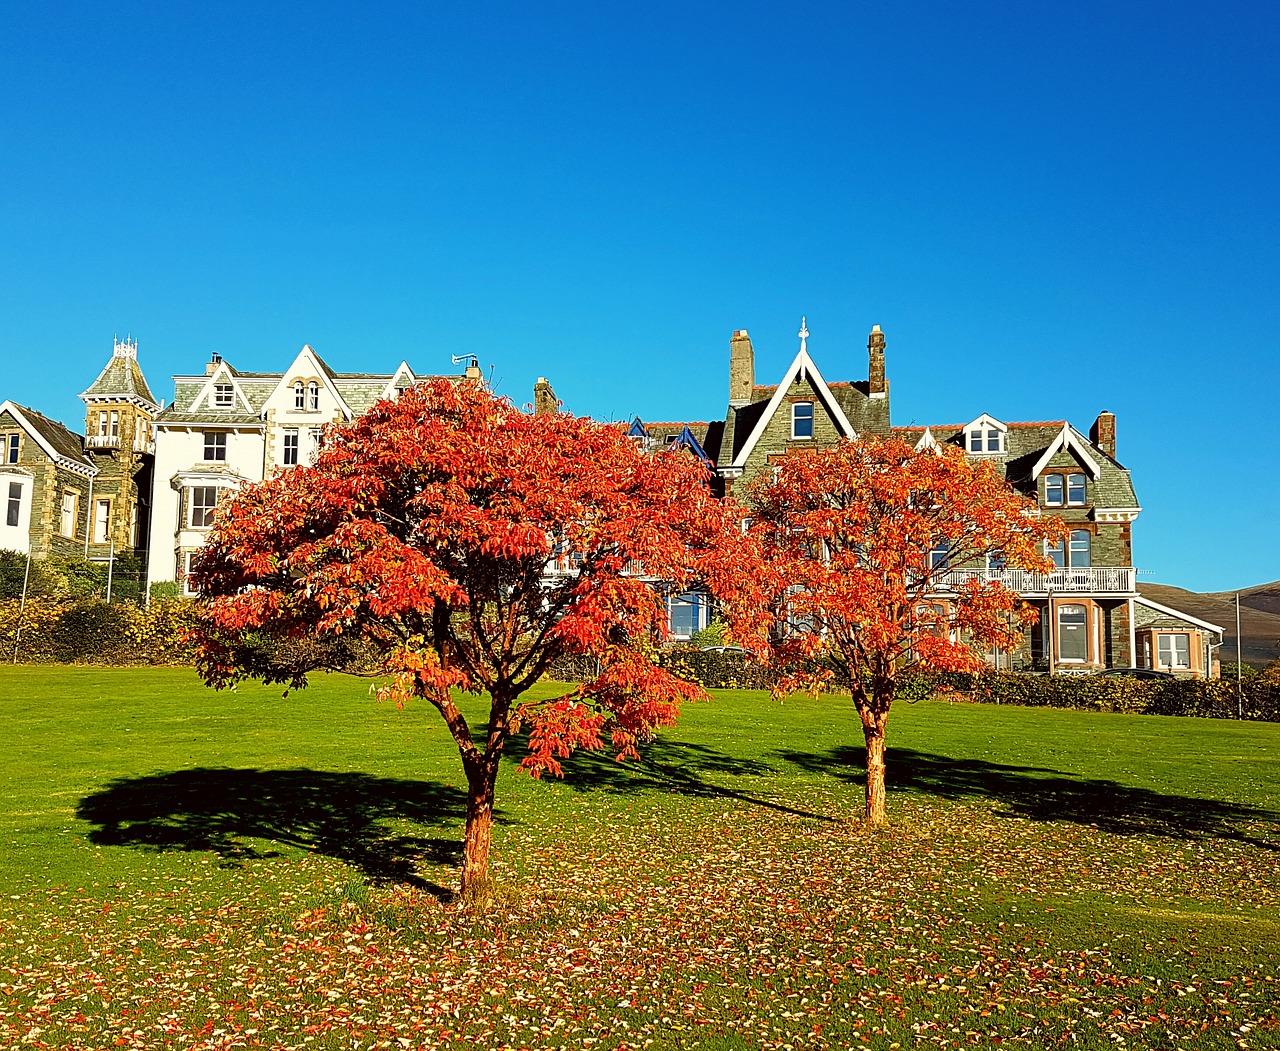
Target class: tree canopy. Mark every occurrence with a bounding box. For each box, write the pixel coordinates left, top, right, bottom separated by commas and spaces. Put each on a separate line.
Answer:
748, 435, 1068, 823
191, 379, 765, 900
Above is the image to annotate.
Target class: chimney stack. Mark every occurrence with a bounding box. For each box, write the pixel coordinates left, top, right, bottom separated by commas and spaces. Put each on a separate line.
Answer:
1091, 410, 1116, 459
206, 351, 222, 376
533, 376, 558, 415
729, 329, 754, 406
868, 325, 886, 397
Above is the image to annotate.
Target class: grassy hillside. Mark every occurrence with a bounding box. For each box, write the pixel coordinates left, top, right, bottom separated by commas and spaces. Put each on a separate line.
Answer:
1, 666, 1277, 1050
1141, 580, 1280, 668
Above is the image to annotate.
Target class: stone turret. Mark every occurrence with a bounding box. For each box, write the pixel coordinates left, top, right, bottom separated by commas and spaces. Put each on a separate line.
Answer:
534, 377, 558, 415
868, 325, 886, 398
729, 329, 754, 406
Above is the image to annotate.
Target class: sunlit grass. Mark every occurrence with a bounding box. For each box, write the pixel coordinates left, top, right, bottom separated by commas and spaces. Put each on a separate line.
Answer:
1, 666, 1277, 1050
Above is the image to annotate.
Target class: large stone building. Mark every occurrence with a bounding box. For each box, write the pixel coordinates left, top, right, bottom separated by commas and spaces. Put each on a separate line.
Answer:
0, 338, 157, 569
631, 320, 1221, 677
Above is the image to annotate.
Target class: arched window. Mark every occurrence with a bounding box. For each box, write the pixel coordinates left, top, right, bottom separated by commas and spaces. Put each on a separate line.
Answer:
294, 381, 305, 409
308, 382, 320, 411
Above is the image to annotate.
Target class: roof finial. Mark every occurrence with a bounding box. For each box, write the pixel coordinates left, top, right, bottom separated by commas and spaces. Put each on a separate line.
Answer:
798, 316, 809, 354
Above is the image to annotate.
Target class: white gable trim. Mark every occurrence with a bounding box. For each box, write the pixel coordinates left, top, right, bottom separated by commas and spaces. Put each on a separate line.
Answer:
1134, 595, 1224, 637
1030, 423, 1102, 480
964, 412, 1007, 434
192, 363, 255, 413
0, 401, 98, 479
380, 361, 417, 400
914, 427, 941, 454
730, 347, 856, 469
274, 345, 355, 420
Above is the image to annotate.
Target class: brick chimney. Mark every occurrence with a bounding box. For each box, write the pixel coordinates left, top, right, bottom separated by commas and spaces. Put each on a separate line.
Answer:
533, 376, 558, 415
729, 329, 754, 407
1091, 410, 1116, 459
867, 325, 886, 397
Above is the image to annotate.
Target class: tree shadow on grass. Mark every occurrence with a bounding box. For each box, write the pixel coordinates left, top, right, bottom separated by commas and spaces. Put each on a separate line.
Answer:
773, 746, 1280, 850
541, 737, 835, 823
76, 768, 478, 897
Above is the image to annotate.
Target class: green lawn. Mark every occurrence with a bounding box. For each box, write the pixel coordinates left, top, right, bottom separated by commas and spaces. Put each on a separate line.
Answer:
1, 666, 1277, 1050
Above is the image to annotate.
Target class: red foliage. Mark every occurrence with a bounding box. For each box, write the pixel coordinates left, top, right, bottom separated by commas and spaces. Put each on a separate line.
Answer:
748, 435, 1070, 821
189, 379, 766, 896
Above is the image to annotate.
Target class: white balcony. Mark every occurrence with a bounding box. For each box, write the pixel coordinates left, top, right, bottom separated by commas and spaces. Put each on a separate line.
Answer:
85, 434, 120, 449
133, 436, 156, 454
936, 566, 1136, 597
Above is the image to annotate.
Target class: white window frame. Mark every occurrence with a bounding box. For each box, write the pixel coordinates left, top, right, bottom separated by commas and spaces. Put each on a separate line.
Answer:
97, 412, 108, 438
1066, 472, 1087, 506
60, 491, 77, 538
1068, 529, 1091, 568
791, 402, 815, 440
1157, 633, 1191, 670
5, 481, 21, 528
307, 381, 320, 411
188, 486, 220, 529
213, 383, 235, 409
294, 381, 305, 410
93, 498, 111, 544
1043, 473, 1064, 506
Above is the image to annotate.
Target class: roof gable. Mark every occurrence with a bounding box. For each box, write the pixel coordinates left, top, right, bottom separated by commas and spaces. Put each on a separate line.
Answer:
1029, 423, 1102, 480
268, 345, 355, 419
0, 401, 97, 476
730, 324, 856, 469
190, 361, 256, 413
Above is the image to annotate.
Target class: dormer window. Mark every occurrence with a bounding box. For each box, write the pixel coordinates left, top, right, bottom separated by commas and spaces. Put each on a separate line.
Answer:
308, 382, 320, 411
964, 414, 1007, 455
213, 383, 234, 409
294, 382, 305, 410
791, 402, 814, 439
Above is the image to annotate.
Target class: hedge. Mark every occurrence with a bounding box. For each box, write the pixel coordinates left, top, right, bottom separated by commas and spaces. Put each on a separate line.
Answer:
0, 598, 199, 666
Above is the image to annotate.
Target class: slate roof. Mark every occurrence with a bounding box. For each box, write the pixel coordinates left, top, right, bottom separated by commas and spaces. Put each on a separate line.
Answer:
5, 403, 96, 470
893, 421, 1140, 511
80, 351, 159, 406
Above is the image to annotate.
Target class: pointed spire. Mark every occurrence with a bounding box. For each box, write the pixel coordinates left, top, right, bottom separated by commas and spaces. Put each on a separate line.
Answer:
798, 316, 809, 355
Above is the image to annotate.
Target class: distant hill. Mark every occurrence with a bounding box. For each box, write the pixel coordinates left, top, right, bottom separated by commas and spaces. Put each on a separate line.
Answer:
1139, 581, 1280, 669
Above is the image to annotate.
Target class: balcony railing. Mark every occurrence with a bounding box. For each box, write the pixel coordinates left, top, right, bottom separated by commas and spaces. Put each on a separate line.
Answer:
133, 436, 155, 454
935, 566, 1136, 596
546, 554, 649, 578
85, 434, 119, 449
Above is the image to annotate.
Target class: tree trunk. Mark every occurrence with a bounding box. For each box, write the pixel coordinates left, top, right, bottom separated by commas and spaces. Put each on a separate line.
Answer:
860, 708, 889, 826
460, 757, 499, 906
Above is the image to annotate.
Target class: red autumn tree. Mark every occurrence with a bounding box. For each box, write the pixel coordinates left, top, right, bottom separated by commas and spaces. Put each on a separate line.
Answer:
190, 379, 765, 903
747, 435, 1068, 825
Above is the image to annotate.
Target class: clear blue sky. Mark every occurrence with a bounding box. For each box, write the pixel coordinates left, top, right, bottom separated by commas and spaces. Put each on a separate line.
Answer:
2, 1, 1276, 592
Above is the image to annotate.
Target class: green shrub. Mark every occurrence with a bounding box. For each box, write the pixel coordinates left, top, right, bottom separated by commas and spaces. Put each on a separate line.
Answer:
0, 598, 198, 666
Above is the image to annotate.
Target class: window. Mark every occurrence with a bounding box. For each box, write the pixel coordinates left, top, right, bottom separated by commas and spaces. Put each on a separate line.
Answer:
929, 538, 950, 569
1045, 472, 1087, 506
213, 383, 234, 408
968, 428, 1003, 454
915, 602, 949, 638
203, 432, 227, 461
1066, 473, 1087, 505
97, 411, 108, 437
1044, 474, 1064, 505
308, 382, 320, 411
1068, 529, 1091, 568
5, 482, 20, 527
294, 381, 305, 409
189, 486, 219, 528
791, 402, 814, 439
282, 428, 299, 466
1158, 633, 1191, 669
1046, 540, 1065, 570
60, 492, 76, 538
667, 592, 703, 638
987, 549, 1006, 571
110, 411, 119, 438
308, 426, 323, 463
94, 499, 110, 544
1057, 604, 1088, 662
3, 433, 17, 464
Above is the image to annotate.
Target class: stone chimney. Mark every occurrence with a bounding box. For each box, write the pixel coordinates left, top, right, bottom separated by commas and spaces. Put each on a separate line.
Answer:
205, 351, 222, 377
729, 329, 754, 406
868, 325, 886, 397
1091, 411, 1116, 459
533, 376, 558, 415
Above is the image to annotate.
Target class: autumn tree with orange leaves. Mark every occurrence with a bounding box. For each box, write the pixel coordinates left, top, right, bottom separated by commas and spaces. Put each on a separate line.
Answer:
190, 379, 766, 904
748, 436, 1068, 825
